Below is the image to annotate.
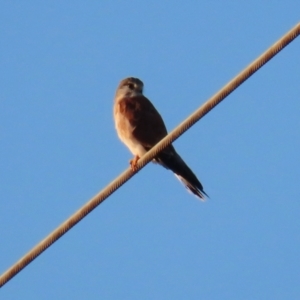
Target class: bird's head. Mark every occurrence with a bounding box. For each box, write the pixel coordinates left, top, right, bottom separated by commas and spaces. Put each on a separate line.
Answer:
115, 77, 144, 101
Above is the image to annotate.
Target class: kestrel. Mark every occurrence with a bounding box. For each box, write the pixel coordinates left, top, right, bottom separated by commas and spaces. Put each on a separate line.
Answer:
114, 77, 208, 200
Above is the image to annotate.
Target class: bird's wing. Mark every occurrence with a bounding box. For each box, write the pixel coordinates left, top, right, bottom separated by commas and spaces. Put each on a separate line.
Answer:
118, 95, 208, 199
118, 95, 168, 149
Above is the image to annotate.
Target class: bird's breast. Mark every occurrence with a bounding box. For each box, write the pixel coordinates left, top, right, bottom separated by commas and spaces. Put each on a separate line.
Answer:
114, 102, 147, 157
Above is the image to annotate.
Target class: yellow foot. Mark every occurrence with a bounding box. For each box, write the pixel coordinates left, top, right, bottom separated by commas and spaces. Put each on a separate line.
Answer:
129, 155, 140, 171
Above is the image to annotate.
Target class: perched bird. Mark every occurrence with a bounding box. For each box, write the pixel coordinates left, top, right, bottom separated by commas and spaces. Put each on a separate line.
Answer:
113, 77, 208, 200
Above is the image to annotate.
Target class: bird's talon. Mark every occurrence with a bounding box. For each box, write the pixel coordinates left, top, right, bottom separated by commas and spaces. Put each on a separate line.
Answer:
130, 155, 140, 171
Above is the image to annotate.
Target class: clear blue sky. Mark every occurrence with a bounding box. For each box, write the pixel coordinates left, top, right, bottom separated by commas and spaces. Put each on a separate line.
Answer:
1, 2, 299, 299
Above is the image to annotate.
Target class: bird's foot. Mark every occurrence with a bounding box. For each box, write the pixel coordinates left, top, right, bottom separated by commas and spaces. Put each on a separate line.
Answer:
129, 155, 140, 171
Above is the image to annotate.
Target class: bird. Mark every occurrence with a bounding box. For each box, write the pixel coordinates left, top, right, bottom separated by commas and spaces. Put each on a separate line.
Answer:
113, 77, 208, 200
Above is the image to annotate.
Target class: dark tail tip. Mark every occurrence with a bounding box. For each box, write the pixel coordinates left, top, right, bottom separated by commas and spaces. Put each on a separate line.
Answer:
175, 174, 209, 201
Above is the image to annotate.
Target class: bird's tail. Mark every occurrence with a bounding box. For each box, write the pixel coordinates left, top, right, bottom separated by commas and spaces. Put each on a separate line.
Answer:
155, 146, 208, 200
174, 174, 208, 200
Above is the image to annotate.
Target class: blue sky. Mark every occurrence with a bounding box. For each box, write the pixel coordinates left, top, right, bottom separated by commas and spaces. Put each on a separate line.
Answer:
1, 2, 299, 299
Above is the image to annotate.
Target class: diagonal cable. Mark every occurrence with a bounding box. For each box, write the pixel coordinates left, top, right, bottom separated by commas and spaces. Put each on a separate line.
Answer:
0, 22, 299, 288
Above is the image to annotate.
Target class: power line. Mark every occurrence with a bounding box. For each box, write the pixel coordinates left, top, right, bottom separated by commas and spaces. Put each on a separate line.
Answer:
1, 22, 299, 288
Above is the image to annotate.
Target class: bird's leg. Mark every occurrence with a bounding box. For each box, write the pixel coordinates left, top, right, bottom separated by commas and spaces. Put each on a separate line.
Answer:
129, 155, 140, 171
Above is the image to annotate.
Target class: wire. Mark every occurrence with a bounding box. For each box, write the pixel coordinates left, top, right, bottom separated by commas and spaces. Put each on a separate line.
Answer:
1, 22, 299, 288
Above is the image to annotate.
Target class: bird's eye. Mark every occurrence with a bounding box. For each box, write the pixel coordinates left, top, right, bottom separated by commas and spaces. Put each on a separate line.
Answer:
127, 83, 134, 90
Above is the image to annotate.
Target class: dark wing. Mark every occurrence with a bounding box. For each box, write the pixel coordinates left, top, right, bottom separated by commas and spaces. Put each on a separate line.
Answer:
118, 95, 208, 199
118, 95, 168, 149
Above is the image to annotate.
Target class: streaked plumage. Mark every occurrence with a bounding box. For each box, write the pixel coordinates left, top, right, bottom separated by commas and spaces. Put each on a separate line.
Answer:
113, 77, 208, 200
